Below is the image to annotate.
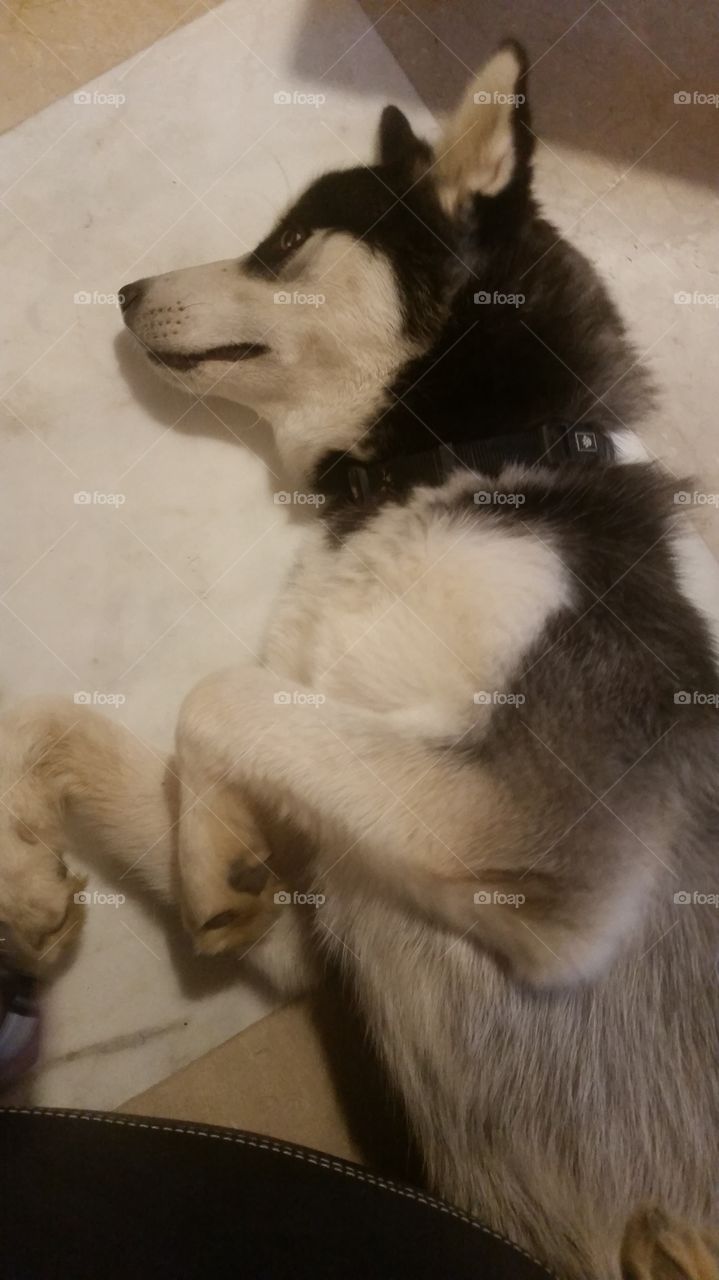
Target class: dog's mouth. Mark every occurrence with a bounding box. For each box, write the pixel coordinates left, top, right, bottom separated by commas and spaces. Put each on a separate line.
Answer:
148, 342, 269, 372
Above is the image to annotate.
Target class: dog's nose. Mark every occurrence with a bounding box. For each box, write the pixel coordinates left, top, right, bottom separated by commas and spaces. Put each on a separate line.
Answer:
119, 278, 146, 315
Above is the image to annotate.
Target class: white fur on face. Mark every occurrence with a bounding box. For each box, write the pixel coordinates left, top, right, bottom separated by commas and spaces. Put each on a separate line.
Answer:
124, 232, 416, 480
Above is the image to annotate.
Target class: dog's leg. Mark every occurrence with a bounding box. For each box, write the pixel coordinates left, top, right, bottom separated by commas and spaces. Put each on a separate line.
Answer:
177, 664, 651, 986
0, 697, 316, 989
174, 665, 473, 956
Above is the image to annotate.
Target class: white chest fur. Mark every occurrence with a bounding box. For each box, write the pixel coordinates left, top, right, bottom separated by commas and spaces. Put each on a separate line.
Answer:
263, 481, 573, 737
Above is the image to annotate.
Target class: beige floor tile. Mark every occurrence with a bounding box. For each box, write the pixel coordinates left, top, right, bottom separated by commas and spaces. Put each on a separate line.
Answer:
121, 1000, 363, 1161
0, 0, 222, 133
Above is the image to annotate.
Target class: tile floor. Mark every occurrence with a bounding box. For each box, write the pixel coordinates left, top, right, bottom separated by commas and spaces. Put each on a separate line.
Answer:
0, 0, 434, 1109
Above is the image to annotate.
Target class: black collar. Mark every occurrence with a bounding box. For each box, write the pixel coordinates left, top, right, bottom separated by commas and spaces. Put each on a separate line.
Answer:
324, 422, 615, 504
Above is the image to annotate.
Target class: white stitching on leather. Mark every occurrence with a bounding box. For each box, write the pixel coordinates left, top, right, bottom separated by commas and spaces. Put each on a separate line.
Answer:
0, 1106, 556, 1276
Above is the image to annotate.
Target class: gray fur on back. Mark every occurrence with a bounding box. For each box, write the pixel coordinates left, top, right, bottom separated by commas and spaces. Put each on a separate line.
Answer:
321, 789, 718, 1278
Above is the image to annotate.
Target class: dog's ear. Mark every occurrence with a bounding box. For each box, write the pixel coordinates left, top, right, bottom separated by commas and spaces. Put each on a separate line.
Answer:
377, 104, 432, 172
434, 41, 532, 213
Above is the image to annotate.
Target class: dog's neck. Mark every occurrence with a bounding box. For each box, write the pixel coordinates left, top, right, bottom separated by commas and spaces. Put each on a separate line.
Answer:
268, 329, 423, 492
271, 393, 388, 494
266, 206, 650, 504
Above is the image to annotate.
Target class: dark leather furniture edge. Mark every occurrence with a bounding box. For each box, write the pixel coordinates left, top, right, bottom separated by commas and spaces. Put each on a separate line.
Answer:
0, 1105, 555, 1278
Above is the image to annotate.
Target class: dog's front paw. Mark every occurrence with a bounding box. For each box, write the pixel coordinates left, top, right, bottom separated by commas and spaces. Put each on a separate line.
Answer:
0, 705, 86, 969
178, 777, 283, 956
190, 875, 285, 958
0, 828, 86, 971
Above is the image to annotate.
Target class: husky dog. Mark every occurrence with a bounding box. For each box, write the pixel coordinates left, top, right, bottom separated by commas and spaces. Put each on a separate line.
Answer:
1, 43, 717, 1280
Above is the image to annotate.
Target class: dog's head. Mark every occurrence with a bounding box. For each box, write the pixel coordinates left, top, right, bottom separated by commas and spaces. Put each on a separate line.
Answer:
120, 44, 533, 467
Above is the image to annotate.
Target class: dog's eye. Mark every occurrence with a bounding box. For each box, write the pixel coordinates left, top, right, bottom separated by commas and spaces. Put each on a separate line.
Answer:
279, 226, 307, 253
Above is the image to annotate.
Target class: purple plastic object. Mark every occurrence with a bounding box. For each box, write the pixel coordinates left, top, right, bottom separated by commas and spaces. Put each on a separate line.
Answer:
0, 924, 41, 1090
